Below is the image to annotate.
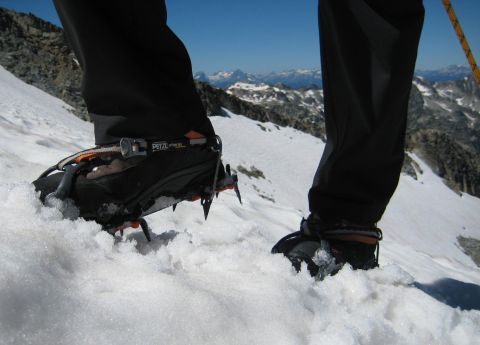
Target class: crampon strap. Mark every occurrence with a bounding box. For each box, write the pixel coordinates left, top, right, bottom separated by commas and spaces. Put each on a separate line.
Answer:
37, 134, 223, 206
299, 218, 383, 269
300, 218, 383, 245
39, 134, 220, 178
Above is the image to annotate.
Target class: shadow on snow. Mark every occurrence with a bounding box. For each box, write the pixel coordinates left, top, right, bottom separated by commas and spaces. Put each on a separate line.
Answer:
414, 278, 480, 311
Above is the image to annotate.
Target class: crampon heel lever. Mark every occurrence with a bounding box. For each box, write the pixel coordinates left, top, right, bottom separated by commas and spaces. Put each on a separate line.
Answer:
202, 136, 222, 220
226, 164, 242, 205
45, 162, 87, 203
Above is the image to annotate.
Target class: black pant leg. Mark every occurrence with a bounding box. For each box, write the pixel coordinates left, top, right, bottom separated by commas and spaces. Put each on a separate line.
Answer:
309, 0, 424, 224
53, 1, 212, 145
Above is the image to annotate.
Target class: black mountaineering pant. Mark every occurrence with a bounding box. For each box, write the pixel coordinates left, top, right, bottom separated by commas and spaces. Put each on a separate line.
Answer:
53, 1, 212, 145
308, 0, 424, 225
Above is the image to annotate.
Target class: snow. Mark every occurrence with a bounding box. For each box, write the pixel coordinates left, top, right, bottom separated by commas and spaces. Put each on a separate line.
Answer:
464, 112, 477, 125
0, 65, 480, 344
0, 66, 93, 182
438, 102, 453, 112
228, 82, 270, 92
436, 88, 453, 98
209, 71, 234, 80
413, 80, 433, 97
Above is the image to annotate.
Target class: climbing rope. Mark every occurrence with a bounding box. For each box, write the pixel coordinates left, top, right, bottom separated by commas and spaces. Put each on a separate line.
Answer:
442, 0, 480, 85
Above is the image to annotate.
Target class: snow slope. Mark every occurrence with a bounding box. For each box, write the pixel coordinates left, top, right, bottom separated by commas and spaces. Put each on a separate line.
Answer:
0, 66, 479, 345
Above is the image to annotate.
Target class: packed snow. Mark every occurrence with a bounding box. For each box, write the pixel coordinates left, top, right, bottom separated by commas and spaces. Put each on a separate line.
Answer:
0, 66, 479, 345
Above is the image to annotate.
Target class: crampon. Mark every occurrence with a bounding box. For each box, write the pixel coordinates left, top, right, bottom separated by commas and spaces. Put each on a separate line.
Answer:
34, 134, 241, 241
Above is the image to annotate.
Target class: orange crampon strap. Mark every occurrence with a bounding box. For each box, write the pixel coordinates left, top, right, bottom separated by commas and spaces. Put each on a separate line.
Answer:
322, 228, 383, 245
323, 234, 379, 245
74, 151, 120, 164
57, 145, 122, 170
185, 130, 206, 139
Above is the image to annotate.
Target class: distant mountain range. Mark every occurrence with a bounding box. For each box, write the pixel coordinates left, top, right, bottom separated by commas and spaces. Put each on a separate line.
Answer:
415, 65, 473, 82
194, 69, 323, 89
196, 65, 473, 89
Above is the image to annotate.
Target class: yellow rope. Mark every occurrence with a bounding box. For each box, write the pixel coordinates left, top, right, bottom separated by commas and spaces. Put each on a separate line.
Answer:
442, 0, 480, 84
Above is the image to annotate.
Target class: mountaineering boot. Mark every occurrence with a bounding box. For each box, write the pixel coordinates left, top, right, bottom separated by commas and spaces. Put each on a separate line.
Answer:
272, 214, 382, 278
33, 130, 241, 235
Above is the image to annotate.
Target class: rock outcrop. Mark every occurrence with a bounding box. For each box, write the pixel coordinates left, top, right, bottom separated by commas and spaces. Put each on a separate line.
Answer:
0, 7, 87, 119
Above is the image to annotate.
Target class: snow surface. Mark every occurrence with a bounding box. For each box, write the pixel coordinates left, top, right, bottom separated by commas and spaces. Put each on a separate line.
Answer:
228, 82, 271, 92
0, 66, 480, 344
412, 80, 433, 97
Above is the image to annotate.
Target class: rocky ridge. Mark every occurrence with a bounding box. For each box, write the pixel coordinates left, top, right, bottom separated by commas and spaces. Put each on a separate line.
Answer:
227, 82, 325, 138
0, 7, 87, 119
195, 81, 325, 138
228, 77, 480, 196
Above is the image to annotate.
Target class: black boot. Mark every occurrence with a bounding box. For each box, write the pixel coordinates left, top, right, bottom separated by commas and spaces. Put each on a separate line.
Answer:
272, 214, 382, 278
33, 131, 240, 232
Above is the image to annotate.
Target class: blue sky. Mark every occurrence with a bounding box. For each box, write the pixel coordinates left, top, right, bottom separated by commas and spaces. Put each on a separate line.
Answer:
1, 0, 479, 74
